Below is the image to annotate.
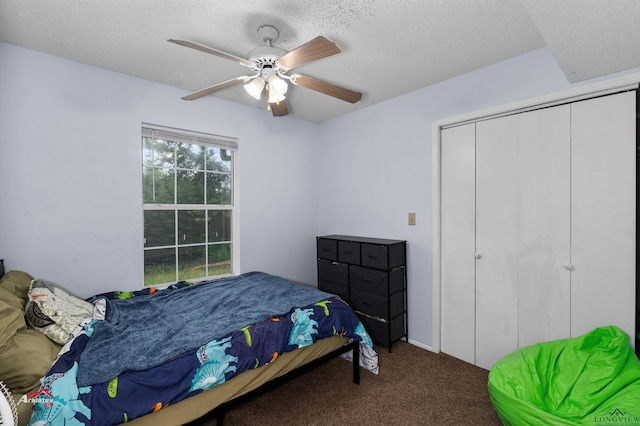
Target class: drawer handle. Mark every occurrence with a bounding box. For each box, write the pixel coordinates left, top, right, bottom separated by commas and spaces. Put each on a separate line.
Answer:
343, 250, 353, 255
363, 279, 372, 283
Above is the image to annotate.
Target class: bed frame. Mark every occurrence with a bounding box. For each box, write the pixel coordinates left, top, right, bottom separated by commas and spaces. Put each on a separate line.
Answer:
125, 336, 360, 425
189, 339, 360, 425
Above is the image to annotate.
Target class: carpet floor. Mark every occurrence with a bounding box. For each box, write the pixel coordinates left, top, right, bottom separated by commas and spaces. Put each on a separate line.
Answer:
194, 340, 502, 425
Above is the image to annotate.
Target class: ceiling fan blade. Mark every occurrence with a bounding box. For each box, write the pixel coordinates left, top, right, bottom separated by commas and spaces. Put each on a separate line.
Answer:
270, 100, 289, 117
181, 77, 247, 101
277, 36, 341, 69
292, 75, 362, 104
168, 39, 253, 67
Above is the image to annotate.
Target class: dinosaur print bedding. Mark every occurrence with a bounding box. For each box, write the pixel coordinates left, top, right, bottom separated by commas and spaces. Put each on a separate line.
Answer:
26, 272, 378, 425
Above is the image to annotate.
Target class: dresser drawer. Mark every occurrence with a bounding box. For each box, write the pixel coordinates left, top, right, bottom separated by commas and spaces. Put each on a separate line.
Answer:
350, 288, 404, 319
317, 238, 338, 261
361, 243, 389, 269
317, 259, 348, 285
358, 313, 406, 347
361, 241, 405, 269
350, 266, 405, 296
318, 280, 349, 302
338, 241, 360, 264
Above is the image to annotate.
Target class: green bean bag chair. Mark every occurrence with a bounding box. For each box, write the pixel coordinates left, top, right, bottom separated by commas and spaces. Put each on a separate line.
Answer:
488, 326, 640, 425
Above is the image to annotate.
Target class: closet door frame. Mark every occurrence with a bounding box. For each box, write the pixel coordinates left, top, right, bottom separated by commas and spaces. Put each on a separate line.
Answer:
432, 72, 639, 355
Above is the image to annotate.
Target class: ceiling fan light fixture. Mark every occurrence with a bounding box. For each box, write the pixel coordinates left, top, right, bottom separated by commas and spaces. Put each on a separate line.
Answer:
268, 74, 288, 96
267, 89, 286, 104
267, 74, 287, 104
243, 77, 265, 100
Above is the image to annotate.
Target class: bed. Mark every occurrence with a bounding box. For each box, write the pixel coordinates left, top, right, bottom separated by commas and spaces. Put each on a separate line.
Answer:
0, 267, 378, 426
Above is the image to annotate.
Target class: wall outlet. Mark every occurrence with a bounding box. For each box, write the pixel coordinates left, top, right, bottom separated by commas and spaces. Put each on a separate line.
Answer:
408, 212, 416, 226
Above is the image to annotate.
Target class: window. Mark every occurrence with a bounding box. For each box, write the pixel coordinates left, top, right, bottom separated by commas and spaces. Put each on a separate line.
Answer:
142, 124, 237, 286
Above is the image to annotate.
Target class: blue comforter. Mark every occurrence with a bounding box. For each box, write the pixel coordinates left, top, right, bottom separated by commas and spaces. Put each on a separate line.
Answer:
77, 271, 334, 386
28, 272, 378, 426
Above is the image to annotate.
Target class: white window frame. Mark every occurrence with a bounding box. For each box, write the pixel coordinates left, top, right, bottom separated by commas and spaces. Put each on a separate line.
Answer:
142, 123, 239, 286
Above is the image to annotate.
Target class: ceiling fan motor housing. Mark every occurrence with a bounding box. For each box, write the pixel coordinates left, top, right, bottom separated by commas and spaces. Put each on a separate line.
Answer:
247, 46, 288, 73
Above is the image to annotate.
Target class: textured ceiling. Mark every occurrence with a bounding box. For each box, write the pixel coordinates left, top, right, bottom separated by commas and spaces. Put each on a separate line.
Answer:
521, 0, 640, 83
1, 0, 639, 122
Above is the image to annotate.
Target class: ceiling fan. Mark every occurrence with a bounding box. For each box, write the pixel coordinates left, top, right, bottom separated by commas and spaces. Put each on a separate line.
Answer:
168, 25, 362, 117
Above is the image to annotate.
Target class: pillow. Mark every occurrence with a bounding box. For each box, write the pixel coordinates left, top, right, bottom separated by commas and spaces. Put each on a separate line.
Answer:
0, 271, 62, 394
25, 279, 94, 345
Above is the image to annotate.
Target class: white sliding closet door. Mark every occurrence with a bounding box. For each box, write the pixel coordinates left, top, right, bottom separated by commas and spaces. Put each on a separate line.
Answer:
438, 88, 636, 370
570, 92, 636, 341
475, 115, 519, 370
440, 123, 476, 365
518, 105, 571, 347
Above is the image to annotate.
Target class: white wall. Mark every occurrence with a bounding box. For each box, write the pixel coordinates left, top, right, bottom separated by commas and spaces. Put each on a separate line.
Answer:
1, 42, 636, 349
316, 47, 639, 348
0, 42, 320, 298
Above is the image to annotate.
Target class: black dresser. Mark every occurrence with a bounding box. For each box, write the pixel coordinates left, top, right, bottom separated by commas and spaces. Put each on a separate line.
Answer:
316, 235, 407, 350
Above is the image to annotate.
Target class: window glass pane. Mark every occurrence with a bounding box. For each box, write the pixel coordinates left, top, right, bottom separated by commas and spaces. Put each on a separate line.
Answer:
154, 168, 175, 204
177, 142, 205, 170
208, 210, 231, 242
177, 169, 204, 204
142, 166, 154, 204
143, 138, 154, 166
209, 243, 231, 275
178, 245, 206, 281
144, 210, 175, 247
144, 248, 176, 286
206, 147, 232, 172
156, 140, 176, 168
144, 138, 175, 168
178, 210, 206, 245
143, 167, 174, 204
206, 172, 231, 205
